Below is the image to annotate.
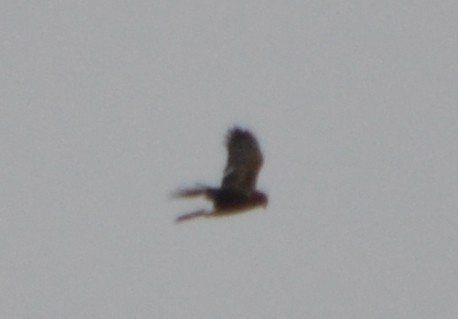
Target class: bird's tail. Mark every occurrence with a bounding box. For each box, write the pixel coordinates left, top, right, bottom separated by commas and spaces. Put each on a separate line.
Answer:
176, 210, 211, 223
172, 185, 217, 199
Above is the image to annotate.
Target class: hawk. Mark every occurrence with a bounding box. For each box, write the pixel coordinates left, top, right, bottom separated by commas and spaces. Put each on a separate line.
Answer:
174, 127, 267, 222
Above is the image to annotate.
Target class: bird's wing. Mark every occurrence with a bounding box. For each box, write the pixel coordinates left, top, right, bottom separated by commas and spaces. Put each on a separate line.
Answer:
221, 128, 263, 195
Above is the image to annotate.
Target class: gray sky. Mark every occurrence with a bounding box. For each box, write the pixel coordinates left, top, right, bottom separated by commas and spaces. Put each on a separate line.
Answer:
2, 1, 458, 318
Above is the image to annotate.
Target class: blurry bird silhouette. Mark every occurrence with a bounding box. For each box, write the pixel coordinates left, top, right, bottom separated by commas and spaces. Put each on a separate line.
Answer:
174, 127, 267, 222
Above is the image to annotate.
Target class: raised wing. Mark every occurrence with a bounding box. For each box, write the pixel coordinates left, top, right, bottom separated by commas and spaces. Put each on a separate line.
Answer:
221, 128, 263, 195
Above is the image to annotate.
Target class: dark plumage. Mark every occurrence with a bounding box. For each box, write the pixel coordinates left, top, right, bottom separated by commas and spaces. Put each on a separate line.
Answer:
174, 127, 267, 222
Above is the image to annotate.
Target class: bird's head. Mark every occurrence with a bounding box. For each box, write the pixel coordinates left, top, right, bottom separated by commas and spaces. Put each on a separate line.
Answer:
252, 191, 268, 208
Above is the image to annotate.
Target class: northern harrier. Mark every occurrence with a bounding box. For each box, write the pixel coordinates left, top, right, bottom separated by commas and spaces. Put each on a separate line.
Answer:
174, 127, 267, 222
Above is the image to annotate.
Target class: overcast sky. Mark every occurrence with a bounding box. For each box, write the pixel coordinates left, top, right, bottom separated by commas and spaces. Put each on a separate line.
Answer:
2, 1, 458, 318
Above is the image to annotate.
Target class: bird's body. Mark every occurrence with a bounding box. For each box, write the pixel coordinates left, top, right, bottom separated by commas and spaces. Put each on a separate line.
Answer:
174, 127, 267, 222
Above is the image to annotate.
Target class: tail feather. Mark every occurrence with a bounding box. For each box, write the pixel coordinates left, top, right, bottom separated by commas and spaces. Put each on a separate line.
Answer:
172, 185, 217, 199
176, 210, 211, 223
174, 188, 206, 198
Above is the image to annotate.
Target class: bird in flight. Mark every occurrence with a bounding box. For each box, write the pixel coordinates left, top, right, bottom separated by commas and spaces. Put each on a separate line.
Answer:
174, 127, 267, 222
